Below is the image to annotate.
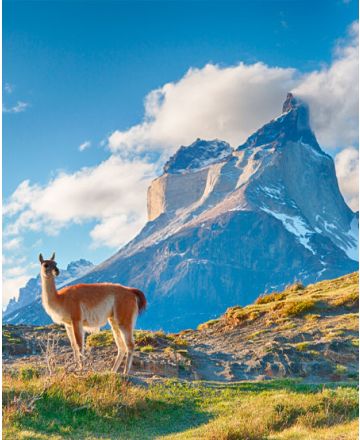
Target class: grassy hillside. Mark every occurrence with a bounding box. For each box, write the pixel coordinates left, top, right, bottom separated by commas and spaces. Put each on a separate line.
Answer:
3, 272, 359, 439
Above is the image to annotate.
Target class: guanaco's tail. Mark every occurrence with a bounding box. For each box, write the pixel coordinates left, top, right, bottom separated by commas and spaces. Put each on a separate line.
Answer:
132, 289, 147, 314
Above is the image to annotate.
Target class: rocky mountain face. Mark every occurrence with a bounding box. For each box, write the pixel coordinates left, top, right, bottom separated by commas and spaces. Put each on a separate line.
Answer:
76, 93, 357, 331
3, 260, 94, 324
6, 93, 358, 331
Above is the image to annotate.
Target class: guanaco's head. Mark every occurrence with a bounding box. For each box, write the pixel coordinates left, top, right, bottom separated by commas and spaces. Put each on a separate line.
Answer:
39, 252, 60, 278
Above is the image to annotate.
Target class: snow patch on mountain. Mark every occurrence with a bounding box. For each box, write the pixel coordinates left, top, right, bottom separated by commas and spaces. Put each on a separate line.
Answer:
261, 208, 315, 253
339, 216, 359, 261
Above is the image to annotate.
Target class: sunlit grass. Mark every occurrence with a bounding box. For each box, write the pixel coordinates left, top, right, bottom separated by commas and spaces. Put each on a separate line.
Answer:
3, 370, 358, 440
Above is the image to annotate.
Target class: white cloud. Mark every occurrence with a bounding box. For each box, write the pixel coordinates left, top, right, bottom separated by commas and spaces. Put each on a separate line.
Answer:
4, 83, 14, 94
4, 156, 158, 248
2, 274, 30, 305
108, 22, 358, 155
293, 21, 359, 149
3, 101, 29, 114
90, 214, 146, 248
79, 140, 91, 152
3, 237, 22, 251
108, 62, 297, 155
335, 147, 359, 211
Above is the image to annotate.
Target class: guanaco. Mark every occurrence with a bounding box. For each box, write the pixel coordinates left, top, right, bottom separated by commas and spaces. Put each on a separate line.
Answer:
39, 253, 146, 374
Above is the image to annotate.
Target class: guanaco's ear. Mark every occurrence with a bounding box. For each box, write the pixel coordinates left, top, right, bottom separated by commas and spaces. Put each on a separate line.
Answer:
50, 252, 56, 261
39, 254, 44, 264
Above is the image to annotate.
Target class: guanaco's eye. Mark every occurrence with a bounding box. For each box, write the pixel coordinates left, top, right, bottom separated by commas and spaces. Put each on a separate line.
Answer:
44, 263, 49, 268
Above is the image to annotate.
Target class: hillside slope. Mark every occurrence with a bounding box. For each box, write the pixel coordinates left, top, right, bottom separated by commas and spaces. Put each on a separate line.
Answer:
3, 272, 358, 383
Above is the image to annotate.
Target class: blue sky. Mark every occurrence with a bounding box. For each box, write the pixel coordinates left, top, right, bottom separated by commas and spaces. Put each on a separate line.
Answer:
3, 0, 359, 304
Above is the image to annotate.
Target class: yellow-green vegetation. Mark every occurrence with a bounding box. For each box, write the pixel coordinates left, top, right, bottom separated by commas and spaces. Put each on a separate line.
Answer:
224, 272, 359, 327
247, 329, 268, 340
335, 364, 348, 375
2, 371, 358, 440
286, 281, 305, 292
86, 330, 114, 348
256, 292, 287, 304
281, 300, 316, 317
294, 342, 310, 352
304, 313, 321, 321
86, 328, 189, 353
330, 290, 359, 308
139, 345, 154, 353
2, 329, 22, 345
197, 319, 220, 331
166, 334, 189, 347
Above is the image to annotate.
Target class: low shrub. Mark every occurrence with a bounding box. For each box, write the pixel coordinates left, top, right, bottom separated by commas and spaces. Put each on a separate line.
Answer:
139, 345, 154, 353
19, 366, 41, 381
295, 342, 310, 352
197, 319, 220, 331
86, 330, 114, 348
255, 292, 286, 304
286, 281, 305, 292
134, 330, 158, 347
280, 300, 316, 317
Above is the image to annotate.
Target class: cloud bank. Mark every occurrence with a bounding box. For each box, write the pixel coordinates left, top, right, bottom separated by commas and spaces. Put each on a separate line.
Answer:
109, 22, 358, 160
335, 146, 359, 211
4, 157, 158, 248
4, 21, 358, 263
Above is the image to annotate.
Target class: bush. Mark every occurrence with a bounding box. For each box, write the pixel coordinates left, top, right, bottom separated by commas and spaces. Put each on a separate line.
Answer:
140, 345, 154, 353
295, 342, 310, 352
256, 292, 286, 304
134, 331, 158, 347
20, 366, 41, 381
281, 300, 316, 317
286, 281, 305, 292
86, 330, 114, 348
197, 319, 220, 331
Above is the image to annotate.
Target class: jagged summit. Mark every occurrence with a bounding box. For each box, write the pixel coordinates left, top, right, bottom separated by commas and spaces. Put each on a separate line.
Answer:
238, 92, 321, 153
66, 259, 93, 276
163, 138, 232, 174
282, 92, 298, 112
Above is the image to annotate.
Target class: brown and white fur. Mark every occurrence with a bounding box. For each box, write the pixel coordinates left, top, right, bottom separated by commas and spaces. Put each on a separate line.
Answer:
39, 253, 146, 374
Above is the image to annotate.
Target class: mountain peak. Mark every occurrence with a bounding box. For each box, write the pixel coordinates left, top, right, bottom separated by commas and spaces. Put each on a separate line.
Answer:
282, 92, 298, 113
163, 139, 232, 174
237, 93, 320, 152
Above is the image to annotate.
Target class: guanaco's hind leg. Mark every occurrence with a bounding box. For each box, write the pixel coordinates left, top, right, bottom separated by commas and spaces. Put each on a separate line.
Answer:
119, 325, 135, 375
108, 317, 126, 373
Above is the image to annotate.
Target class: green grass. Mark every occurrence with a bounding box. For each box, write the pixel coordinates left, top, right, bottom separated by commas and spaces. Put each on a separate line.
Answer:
86, 330, 114, 348
2, 371, 358, 440
294, 342, 310, 352
197, 319, 220, 331
280, 300, 316, 317
224, 272, 358, 328
139, 345, 154, 353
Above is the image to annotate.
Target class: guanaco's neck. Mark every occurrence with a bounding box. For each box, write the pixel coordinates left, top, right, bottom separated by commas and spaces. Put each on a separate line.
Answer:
41, 275, 60, 309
